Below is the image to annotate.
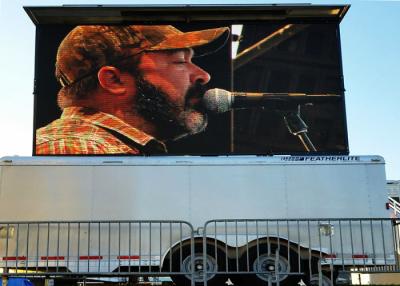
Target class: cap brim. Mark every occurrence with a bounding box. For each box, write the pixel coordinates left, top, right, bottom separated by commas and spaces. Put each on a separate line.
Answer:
148, 27, 230, 56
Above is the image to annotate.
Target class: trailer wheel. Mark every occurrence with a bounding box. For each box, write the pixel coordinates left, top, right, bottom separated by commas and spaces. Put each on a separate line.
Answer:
306, 266, 340, 286
235, 243, 301, 286
307, 257, 339, 286
309, 273, 335, 286
164, 240, 228, 286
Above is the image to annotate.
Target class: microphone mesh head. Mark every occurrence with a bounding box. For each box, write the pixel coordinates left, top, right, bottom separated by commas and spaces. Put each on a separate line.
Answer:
203, 88, 232, 113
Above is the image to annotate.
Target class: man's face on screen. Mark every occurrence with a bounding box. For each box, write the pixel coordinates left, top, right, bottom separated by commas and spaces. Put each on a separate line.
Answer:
132, 49, 212, 139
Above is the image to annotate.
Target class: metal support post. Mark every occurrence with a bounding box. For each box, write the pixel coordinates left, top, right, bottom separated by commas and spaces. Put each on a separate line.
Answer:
283, 105, 317, 152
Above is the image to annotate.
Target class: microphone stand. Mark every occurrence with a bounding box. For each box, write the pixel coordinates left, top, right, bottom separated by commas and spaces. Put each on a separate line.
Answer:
283, 105, 317, 152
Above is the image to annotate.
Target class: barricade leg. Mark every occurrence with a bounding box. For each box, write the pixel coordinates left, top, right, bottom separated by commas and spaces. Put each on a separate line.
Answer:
2, 275, 8, 286
44, 278, 54, 286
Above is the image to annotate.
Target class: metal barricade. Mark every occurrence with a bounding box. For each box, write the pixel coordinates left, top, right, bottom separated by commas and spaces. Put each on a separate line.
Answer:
0, 218, 399, 286
202, 218, 400, 286
0, 220, 195, 284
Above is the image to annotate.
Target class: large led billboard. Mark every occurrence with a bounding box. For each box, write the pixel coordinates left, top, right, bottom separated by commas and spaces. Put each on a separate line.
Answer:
29, 6, 349, 156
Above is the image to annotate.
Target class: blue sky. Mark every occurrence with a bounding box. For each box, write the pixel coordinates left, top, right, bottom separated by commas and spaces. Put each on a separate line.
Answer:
0, 0, 399, 179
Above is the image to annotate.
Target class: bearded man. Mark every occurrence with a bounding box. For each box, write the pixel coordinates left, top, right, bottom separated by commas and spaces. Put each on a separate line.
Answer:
35, 25, 229, 155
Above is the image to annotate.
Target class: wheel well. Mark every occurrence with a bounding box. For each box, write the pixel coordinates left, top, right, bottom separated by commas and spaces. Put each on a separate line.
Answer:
161, 236, 328, 268
160, 237, 228, 269
244, 237, 327, 260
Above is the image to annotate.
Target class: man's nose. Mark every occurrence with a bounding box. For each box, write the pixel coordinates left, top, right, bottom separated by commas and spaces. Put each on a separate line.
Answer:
190, 64, 211, 85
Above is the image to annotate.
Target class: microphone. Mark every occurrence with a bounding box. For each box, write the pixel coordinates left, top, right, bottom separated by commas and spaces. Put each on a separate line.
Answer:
203, 88, 342, 113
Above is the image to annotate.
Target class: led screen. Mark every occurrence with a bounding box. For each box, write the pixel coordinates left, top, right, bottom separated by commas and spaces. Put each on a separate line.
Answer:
33, 22, 348, 155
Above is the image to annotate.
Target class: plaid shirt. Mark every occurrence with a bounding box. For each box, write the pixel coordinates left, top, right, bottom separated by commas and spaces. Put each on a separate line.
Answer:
36, 107, 167, 155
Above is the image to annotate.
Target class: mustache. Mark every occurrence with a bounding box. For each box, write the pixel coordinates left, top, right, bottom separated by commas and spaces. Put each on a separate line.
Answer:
185, 82, 207, 109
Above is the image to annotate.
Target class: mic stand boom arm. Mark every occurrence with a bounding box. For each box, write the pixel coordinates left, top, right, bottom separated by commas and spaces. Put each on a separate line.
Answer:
283, 105, 317, 152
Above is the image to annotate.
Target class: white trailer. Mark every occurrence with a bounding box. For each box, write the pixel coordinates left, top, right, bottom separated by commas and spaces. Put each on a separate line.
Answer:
0, 155, 398, 286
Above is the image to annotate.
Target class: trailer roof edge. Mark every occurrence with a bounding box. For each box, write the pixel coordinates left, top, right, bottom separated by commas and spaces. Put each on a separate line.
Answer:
23, 4, 350, 25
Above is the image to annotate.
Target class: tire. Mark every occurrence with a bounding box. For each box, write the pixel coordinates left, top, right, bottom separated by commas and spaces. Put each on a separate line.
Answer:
307, 257, 339, 286
234, 242, 302, 286
310, 273, 336, 286
164, 240, 229, 286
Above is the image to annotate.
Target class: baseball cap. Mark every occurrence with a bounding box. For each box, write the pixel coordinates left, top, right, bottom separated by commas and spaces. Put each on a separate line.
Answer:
56, 25, 230, 87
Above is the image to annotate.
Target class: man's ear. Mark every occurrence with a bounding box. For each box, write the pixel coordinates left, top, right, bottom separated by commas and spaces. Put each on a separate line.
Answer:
97, 66, 127, 94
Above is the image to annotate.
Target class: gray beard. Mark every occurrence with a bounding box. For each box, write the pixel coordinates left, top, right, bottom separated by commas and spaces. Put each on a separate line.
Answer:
134, 76, 208, 140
